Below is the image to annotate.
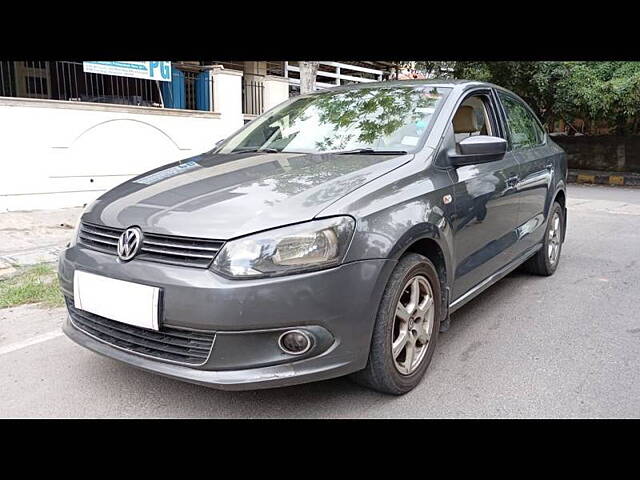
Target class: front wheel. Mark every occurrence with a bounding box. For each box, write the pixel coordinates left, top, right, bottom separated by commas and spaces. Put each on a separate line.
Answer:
351, 253, 441, 395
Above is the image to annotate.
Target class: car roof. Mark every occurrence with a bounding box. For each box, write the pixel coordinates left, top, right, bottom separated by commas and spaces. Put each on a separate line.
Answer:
314, 79, 484, 93
300, 79, 523, 107
305, 79, 499, 93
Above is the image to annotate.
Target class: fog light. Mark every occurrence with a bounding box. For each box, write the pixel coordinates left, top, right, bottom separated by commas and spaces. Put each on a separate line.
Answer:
278, 330, 312, 355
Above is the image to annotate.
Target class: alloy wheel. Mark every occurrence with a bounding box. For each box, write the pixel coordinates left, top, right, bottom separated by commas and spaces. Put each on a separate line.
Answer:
392, 275, 435, 375
548, 211, 561, 266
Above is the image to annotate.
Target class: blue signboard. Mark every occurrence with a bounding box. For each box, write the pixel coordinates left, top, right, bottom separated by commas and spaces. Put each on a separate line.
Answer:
83, 61, 172, 82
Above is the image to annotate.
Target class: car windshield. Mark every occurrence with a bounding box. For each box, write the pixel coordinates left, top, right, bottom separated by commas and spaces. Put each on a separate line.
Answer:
218, 85, 451, 155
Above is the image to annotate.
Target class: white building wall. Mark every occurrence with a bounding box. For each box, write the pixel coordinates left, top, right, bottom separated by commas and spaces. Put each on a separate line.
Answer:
0, 68, 245, 212
263, 75, 290, 111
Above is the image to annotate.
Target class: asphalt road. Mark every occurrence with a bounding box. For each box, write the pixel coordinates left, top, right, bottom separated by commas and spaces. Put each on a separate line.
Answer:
1, 184, 639, 418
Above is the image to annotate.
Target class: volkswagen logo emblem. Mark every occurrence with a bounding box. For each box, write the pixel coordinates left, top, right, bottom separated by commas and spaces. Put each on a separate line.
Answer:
117, 227, 143, 261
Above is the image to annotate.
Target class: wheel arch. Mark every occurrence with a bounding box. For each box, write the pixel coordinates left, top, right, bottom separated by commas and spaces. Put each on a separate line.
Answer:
388, 226, 454, 315
403, 238, 448, 292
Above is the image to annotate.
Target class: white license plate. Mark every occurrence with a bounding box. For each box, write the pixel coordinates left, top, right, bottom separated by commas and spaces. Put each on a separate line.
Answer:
73, 270, 160, 331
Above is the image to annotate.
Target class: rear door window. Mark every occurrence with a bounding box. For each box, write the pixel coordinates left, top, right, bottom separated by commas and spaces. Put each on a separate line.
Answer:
498, 93, 544, 150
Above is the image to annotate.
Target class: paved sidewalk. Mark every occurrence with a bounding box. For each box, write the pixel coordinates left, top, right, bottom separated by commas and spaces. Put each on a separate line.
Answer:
0, 207, 82, 277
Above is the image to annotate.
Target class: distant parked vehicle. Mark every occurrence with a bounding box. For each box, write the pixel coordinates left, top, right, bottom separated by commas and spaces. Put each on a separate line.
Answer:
59, 80, 567, 394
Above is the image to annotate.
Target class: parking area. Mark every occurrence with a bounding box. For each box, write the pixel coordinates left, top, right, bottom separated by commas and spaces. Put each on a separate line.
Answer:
1, 183, 639, 418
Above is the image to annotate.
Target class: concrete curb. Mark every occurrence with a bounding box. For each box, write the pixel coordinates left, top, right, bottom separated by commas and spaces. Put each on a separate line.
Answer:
568, 169, 640, 187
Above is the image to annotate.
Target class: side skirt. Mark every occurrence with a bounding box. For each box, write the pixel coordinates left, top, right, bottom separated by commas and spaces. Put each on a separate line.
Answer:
448, 243, 542, 314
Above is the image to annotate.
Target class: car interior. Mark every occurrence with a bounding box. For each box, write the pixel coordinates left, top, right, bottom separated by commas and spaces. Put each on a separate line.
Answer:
452, 96, 494, 152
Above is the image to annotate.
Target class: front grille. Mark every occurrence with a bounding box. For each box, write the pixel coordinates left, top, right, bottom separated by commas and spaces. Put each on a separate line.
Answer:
139, 232, 224, 268
78, 222, 121, 255
66, 299, 215, 366
78, 222, 224, 268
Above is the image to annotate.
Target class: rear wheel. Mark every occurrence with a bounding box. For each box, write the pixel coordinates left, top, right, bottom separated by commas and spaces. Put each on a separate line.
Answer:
523, 201, 564, 276
351, 253, 441, 395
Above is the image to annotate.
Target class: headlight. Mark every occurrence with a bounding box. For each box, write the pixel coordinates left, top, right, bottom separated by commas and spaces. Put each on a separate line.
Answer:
68, 202, 93, 247
211, 216, 355, 278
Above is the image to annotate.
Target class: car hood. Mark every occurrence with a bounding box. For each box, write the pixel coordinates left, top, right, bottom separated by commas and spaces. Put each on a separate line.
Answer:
84, 150, 414, 239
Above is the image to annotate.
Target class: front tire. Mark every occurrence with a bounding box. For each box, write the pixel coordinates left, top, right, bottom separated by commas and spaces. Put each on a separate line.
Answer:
351, 253, 441, 395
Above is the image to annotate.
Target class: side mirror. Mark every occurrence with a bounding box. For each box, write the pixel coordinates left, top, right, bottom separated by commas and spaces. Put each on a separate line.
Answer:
449, 135, 507, 167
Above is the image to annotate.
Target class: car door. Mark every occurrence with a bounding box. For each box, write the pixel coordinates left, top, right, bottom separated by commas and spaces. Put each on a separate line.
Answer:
444, 89, 523, 301
496, 91, 553, 254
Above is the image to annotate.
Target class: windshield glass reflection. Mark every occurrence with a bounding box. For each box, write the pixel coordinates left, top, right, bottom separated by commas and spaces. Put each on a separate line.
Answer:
219, 85, 451, 155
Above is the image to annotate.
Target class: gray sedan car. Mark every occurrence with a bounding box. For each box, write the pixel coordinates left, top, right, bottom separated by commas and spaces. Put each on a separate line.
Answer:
58, 80, 567, 394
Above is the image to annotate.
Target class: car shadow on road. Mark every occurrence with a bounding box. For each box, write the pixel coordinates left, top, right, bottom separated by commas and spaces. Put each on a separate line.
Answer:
438, 267, 536, 340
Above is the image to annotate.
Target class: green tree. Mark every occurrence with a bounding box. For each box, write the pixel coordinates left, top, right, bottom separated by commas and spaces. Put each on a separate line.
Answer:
410, 61, 640, 135
554, 62, 640, 134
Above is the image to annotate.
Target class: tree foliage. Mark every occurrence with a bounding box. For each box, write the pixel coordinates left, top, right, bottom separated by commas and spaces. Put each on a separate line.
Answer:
412, 61, 640, 135
311, 86, 441, 149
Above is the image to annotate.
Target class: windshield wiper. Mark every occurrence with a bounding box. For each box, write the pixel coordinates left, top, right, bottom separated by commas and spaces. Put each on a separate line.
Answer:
328, 148, 408, 155
231, 147, 280, 154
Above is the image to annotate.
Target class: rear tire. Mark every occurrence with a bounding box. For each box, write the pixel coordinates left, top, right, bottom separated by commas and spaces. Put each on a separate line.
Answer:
523, 201, 564, 276
351, 253, 441, 395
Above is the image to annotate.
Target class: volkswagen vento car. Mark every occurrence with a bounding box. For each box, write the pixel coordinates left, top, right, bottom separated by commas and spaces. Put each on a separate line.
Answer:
58, 80, 567, 395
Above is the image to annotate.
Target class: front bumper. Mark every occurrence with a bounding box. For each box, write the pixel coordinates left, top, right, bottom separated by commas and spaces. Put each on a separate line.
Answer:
59, 246, 395, 390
